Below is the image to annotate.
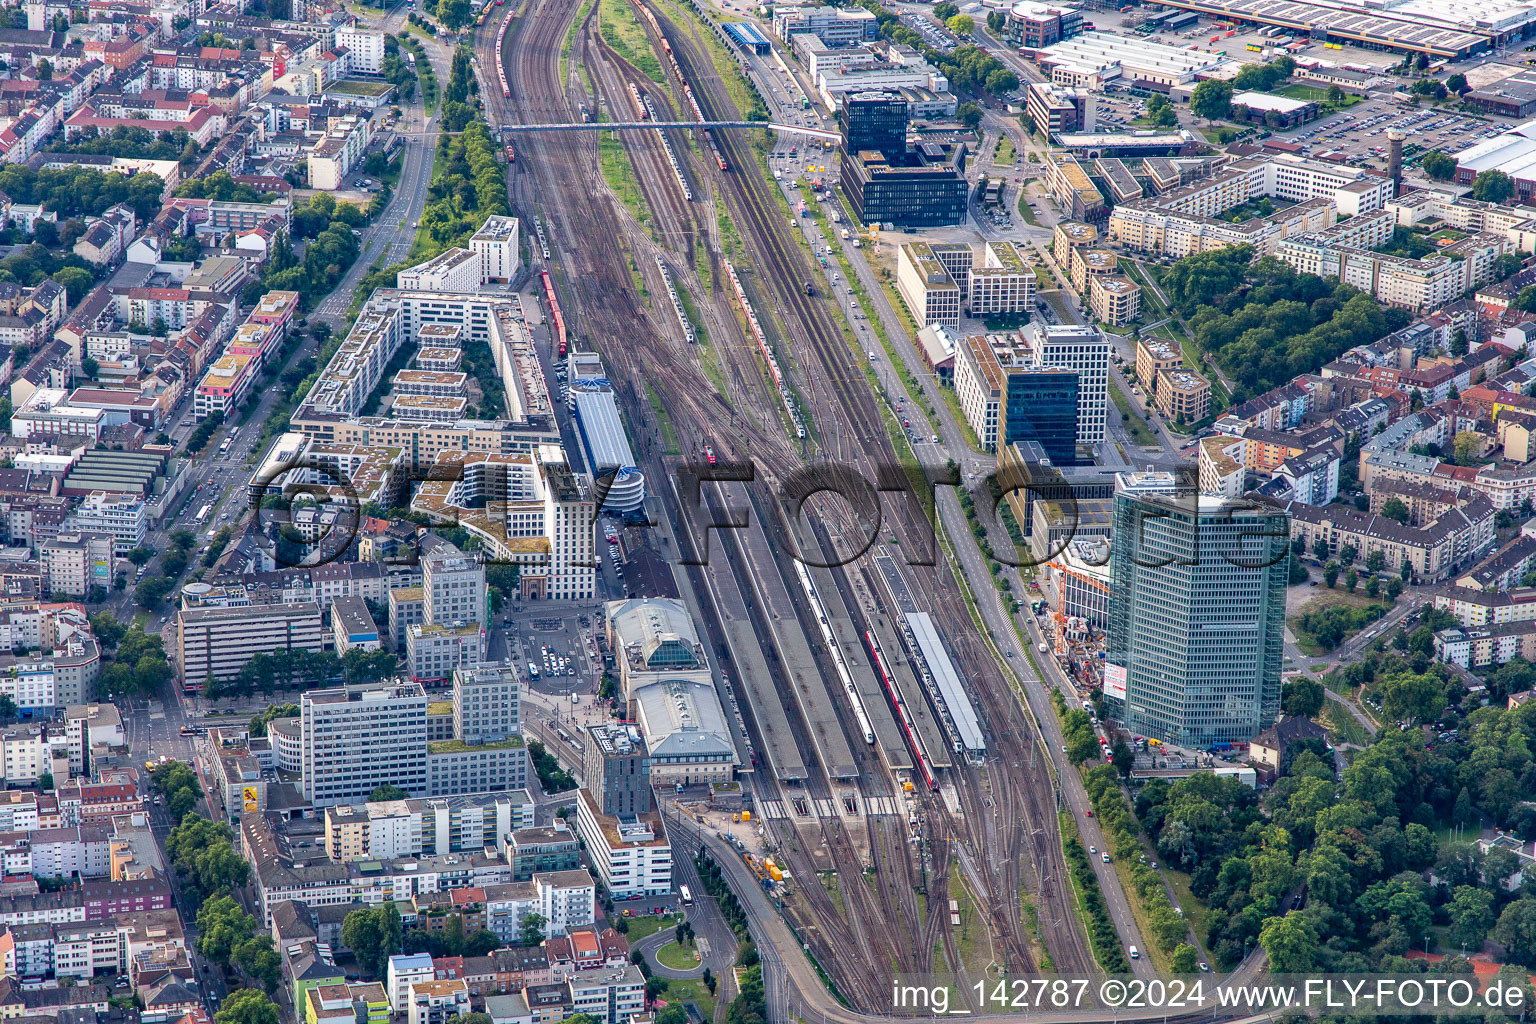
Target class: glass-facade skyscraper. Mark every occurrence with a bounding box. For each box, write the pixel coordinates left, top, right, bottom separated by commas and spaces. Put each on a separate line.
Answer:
1002, 367, 1079, 467
1105, 472, 1290, 749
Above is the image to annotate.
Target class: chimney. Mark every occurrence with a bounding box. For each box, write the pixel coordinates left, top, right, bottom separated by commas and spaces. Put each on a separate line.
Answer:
1387, 129, 1404, 192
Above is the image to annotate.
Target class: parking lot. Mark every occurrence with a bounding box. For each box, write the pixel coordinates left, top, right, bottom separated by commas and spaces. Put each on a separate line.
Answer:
1275, 100, 1499, 169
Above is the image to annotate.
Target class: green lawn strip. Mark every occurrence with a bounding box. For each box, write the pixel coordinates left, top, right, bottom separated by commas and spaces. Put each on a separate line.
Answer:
1110, 381, 1159, 447
938, 384, 983, 453
656, 942, 700, 970
598, 130, 654, 229
617, 913, 675, 943
656, 976, 714, 1019
1165, 869, 1212, 952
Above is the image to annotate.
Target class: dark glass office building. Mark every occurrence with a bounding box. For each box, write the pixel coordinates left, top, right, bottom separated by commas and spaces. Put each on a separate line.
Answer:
842, 91, 909, 155
839, 90, 967, 229
1001, 366, 1079, 467
842, 151, 968, 228
1106, 472, 1289, 749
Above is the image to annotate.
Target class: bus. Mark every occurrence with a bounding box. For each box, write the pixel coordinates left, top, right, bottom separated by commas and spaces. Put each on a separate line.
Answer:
527, 661, 540, 680
194, 503, 212, 526
219, 437, 233, 456
679, 885, 693, 906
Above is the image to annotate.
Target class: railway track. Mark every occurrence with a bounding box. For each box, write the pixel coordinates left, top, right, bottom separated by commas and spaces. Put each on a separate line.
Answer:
483, 0, 1095, 1000
636, 0, 1096, 988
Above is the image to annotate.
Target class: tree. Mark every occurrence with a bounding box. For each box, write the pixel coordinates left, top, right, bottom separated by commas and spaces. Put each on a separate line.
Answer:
1381, 497, 1410, 524
1493, 900, 1536, 967
1325, 84, 1345, 106
342, 902, 403, 979
1472, 169, 1516, 205
1345, 567, 1357, 593
1453, 786, 1476, 827
51, 266, 93, 304
1312, 537, 1330, 562
37, 772, 51, 791
235, 934, 283, 993
437, 0, 472, 27
370, 784, 408, 802
1447, 72, 1468, 94
1169, 943, 1199, 973
1376, 669, 1446, 723
1366, 549, 1386, 573
1281, 676, 1324, 718
1260, 912, 1319, 972
519, 911, 546, 948
1190, 79, 1233, 122
1323, 561, 1339, 589
1448, 886, 1495, 952
1112, 740, 1133, 776
946, 13, 973, 35
215, 989, 281, 1024
1454, 430, 1482, 465
196, 894, 255, 969
1421, 151, 1457, 181
956, 101, 983, 130
1339, 542, 1357, 565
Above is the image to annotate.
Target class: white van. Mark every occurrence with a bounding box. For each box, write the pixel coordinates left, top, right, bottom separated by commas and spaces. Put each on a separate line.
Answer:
1129, 946, 1140, 960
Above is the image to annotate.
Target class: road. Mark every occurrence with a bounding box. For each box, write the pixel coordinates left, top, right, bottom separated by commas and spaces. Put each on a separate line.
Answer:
318, 9, 453, 321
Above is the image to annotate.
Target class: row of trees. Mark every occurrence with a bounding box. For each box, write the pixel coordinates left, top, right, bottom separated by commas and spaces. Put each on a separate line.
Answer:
419, 121, 512, 251
1082, 764, 1201, 971
442, 46, 480, 135
98, 619, 174, 698
49, 125, 200, 165
202, 646, 396, 700
198, 895, 281, 993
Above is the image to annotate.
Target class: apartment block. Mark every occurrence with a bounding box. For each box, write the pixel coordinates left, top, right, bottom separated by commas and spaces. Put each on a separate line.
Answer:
1154, 369, 1211, 423
1088, 275, 1140, 326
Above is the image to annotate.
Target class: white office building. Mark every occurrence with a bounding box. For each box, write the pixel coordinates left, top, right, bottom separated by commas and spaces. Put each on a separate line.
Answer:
470, 216, 520, 284
1026, 324, 1109, 444
301, 683, 430, 808
336, 26, 386, 74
